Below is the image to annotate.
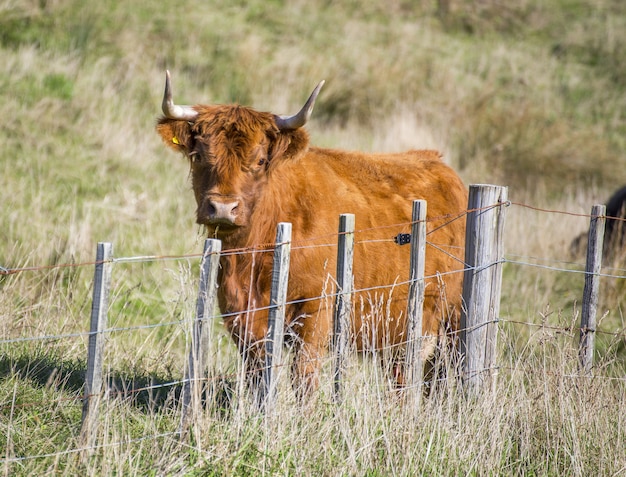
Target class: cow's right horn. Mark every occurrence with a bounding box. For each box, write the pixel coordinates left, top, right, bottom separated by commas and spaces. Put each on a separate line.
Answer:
161, 70, 199, 121
275, 80, 325, 131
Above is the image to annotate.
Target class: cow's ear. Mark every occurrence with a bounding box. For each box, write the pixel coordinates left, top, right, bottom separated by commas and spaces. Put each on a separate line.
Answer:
268, 129, 309, 163
156, 119, 194, 154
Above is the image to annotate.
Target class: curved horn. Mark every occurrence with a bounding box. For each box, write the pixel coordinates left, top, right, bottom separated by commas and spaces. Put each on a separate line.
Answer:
161, 70, 199, 121
275, 80, 325, 131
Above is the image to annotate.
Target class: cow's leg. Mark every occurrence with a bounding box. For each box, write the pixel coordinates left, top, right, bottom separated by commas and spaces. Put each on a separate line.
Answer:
240, 341, 266, 406
223, 304, 274, 407
291, 342, 323, 400
390, 296, 446, 391
389, 338, 439, 395
417, 302, 462, 396
289, 314, 329, 401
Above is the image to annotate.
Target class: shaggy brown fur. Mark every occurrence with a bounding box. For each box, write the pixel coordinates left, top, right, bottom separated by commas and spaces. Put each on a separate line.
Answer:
157, 97, 467, 397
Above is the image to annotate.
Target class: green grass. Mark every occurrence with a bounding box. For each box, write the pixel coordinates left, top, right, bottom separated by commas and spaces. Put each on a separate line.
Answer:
2, 0, 626, 474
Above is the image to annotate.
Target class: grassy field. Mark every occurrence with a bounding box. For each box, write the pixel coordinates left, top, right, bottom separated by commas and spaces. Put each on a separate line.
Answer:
1, 0, 626, 475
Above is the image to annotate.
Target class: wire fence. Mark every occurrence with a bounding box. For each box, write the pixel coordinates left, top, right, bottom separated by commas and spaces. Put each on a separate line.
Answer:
2, 196, 626, 465
2, 198, 626, 356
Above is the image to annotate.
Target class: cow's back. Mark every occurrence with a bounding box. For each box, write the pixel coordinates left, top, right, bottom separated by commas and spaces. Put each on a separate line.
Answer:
259, 147, 467, 352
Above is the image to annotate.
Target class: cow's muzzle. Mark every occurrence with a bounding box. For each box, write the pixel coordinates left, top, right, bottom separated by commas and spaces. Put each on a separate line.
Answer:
198, 196, 242, 229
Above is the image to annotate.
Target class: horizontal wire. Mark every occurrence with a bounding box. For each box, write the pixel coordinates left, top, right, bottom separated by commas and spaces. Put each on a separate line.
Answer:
0, 203, 494, 275
0, 265, 472, 345
4, 199, 625, 277
504, 258, 626, 279
5, 252, 626, 345
0, 431, 179, 464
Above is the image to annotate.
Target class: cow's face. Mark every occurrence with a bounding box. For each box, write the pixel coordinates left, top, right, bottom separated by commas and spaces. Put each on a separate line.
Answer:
156, 71, 323, 241
157, 107, 288, 239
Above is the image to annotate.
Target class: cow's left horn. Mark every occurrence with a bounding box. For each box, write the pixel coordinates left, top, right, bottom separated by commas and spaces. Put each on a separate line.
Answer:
275, 80, 325, 131
162, 70, 199, 121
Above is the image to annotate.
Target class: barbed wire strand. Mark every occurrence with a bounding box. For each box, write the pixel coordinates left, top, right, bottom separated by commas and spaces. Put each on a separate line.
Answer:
0, 202, 500, 276
510, 201, 626, 222
7, 198, 625, 278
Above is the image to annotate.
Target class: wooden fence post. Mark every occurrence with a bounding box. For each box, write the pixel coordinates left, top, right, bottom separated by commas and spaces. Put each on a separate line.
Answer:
180, 238, 221, 437
81, 242, 113, 449
460, 185, 508, 394
579, 204, 606, 375
406, 200, 427, 398
262, 222, 292, 412
333, 213, 355, 404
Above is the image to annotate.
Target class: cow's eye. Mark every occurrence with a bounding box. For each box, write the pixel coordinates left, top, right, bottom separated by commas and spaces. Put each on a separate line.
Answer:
258, 158, 265, 166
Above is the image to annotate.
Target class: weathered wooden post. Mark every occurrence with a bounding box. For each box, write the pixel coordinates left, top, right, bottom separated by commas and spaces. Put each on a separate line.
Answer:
180, 238, 221, 437
81, 242, 113, 449
262, 222, 292, 412
333, 214, 355, 404
579, 204, 606, 375
406, 200, 427, 399
460, 185, 508, 394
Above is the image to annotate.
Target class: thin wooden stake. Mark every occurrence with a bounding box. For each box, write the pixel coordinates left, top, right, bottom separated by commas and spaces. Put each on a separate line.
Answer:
406, 200, 427, 399
333, 214, 355, 404
579, 204, 606, 376
460, 185, 508, 395
180, 238, 221, 437
263, 222, 292, 412
81, 242, 113, 449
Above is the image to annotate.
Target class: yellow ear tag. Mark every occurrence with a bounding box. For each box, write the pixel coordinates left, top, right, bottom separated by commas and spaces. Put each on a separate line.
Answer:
172, 136, 180, 145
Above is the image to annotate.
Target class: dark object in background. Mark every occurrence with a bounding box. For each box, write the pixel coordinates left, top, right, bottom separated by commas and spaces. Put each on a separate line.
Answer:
570, 185, 626, 262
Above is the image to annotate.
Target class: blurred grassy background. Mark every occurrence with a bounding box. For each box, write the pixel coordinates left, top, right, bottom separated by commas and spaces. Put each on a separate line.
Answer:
2, 0, 626, 260
1, 1, 626, 474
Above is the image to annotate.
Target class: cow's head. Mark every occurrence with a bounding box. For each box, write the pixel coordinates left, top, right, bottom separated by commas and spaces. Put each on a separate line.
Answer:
156, 71, 324, 241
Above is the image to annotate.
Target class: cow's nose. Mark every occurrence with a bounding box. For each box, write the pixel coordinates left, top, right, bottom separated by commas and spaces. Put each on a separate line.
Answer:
207, 199, 239, 223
